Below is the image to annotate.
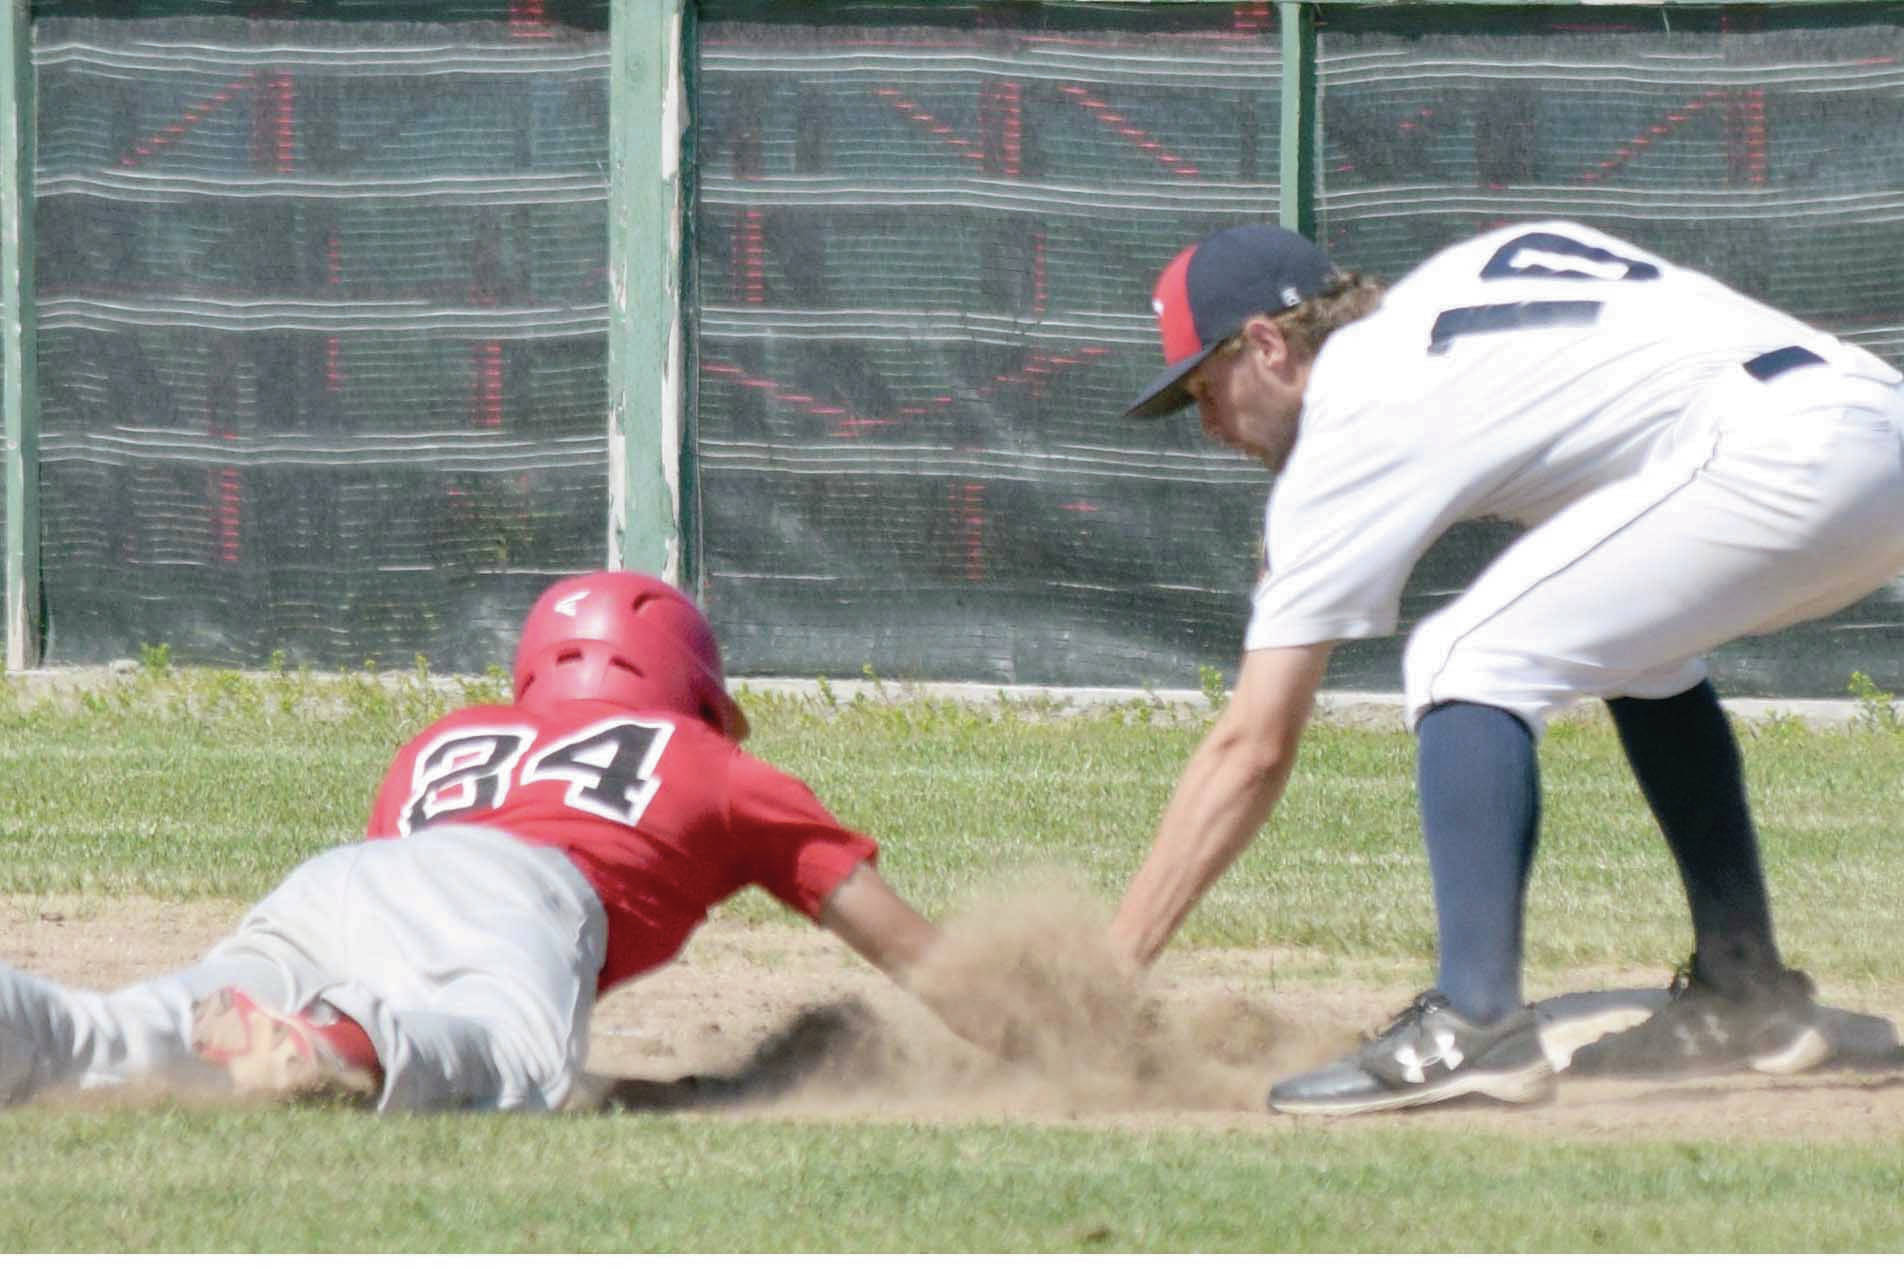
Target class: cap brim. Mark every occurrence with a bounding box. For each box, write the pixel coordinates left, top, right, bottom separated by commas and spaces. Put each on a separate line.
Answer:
1123, 342, 1223, 418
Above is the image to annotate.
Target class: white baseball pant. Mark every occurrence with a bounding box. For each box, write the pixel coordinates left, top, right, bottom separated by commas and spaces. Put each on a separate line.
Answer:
0, 825, 608, 1112
1404, 361, 1904, 732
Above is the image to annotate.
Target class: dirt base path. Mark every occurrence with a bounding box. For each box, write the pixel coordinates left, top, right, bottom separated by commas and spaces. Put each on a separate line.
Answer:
6, 893, 1902, 1142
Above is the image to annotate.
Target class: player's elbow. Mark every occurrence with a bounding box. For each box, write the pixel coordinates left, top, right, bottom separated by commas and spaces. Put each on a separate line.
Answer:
1204, 709, 1302, 794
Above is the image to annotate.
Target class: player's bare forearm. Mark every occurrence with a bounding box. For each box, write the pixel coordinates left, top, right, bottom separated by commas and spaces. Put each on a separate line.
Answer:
819, 863, 1049, 1060
1110, 727, 1294, 965
819, 863, 938, 977
1110, 643, 1333, 967
816, 863, 988, 1051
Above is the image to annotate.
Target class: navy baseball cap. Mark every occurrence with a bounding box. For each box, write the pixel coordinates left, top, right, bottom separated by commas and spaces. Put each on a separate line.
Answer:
1124, 224, 1338, 418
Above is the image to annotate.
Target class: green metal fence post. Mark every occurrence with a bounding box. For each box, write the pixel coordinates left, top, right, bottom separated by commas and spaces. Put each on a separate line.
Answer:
1278, 1, 1318, 238
607, 0, 688, 582
1, 0, 36, 670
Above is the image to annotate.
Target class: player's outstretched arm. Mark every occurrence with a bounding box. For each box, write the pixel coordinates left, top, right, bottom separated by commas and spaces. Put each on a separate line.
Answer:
818, 863, 1019, 1055
817, 862, 938, 978
1110, 642, 1333, 968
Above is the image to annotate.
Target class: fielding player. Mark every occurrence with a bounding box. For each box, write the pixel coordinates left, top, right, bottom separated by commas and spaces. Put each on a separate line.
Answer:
0, 572, 970, 1111
1110, 220, 1904, 1115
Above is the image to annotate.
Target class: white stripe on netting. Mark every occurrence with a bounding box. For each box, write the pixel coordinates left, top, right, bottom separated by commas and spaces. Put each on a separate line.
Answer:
1321, 63, 1904, 92
37, 169, 606, 206
695, 441, 1263, 486
692, 176, 1904, 220
699, 307, 1153, 346
37, 39, 608, 77
1316, 194, 1904, 229
698, 45, 1904, 91
38, 295, 608, 337
694, 174, 1282, 216
700, 49, 1281, 85
38, 429, 605, 473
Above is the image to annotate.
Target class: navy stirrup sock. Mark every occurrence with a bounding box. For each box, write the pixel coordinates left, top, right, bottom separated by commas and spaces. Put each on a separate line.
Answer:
1416, 702, 1541, 1025
1608, 681, 1781, 986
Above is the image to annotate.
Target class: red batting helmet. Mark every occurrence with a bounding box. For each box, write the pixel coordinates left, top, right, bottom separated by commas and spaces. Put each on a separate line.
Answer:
513, 571, 749, 741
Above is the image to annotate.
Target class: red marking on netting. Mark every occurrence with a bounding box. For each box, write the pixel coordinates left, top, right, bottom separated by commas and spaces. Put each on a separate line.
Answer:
1007, 86, 1022, 176
870, 86, 986, 166
1058, 84, 1200, 178
1334, 106, 1442, 178
1714, 12, 1770, 188
981, 79, 1023, 177
1060, 501, 1100, 513
1232, 3, 1272, 33
217, 469, 241, 563
1031, 229, 1047, 320
1732, 87, 1768, 186
475, 342, 504, 430
1574, 91, 1723, 185
703, 346, 1111, 438
269, 74, 294, 173
325, 231, 342, 391
509, 0, 554, 39
990, 29, 1269, 49
117, 73, 257, 168
953, 481, 987, 581
207, 315, 241, 564
740, 210, 766, 305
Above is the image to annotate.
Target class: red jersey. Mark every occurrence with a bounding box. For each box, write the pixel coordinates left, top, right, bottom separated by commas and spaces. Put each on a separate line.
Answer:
366, 699, 877, 993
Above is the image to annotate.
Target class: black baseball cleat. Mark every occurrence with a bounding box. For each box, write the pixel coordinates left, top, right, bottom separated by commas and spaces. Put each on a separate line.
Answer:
1268, 990, 1553, 1116
1565, 958, 1830, 1078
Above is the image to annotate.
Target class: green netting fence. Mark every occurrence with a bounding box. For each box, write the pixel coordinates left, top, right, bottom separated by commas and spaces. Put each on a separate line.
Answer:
5, 1, 1903, 698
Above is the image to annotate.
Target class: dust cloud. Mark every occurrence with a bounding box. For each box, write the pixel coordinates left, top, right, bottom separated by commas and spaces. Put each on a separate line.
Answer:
595, 873, 1353, 1119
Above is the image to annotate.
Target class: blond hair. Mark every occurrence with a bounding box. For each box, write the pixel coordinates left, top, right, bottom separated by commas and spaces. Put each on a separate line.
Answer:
1204, 273, 1386, 367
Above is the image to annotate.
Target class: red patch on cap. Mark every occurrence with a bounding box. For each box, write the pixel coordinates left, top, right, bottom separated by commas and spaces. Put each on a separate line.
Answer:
1150, 245, 1201, 364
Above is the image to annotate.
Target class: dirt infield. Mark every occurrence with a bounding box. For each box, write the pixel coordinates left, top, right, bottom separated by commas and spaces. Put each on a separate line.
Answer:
5, 889, 1902, 1140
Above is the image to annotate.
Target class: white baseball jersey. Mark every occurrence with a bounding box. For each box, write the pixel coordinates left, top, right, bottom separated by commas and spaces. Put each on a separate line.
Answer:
1244, 220, 1904, 728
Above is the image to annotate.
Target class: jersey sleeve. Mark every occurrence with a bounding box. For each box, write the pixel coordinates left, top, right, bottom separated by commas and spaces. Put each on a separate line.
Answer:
1244, 355, 1457, 649
722, 751, 879, 919
365, 739, 418, 838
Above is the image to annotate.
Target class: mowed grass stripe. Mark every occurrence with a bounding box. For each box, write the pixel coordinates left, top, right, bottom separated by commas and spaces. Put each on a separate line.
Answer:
2, 1110, 1903, 1252
5, 673, 1904, 976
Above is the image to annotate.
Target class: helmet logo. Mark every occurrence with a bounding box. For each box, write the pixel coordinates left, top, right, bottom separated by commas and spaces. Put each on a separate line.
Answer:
554, 590, 588, 617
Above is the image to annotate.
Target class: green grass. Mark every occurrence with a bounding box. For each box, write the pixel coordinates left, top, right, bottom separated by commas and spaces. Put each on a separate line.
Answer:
5, 668, 1904, 978
0, 664, 484, 897
5, 668, 1904, 1251
3, 1109, 1903, 1253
